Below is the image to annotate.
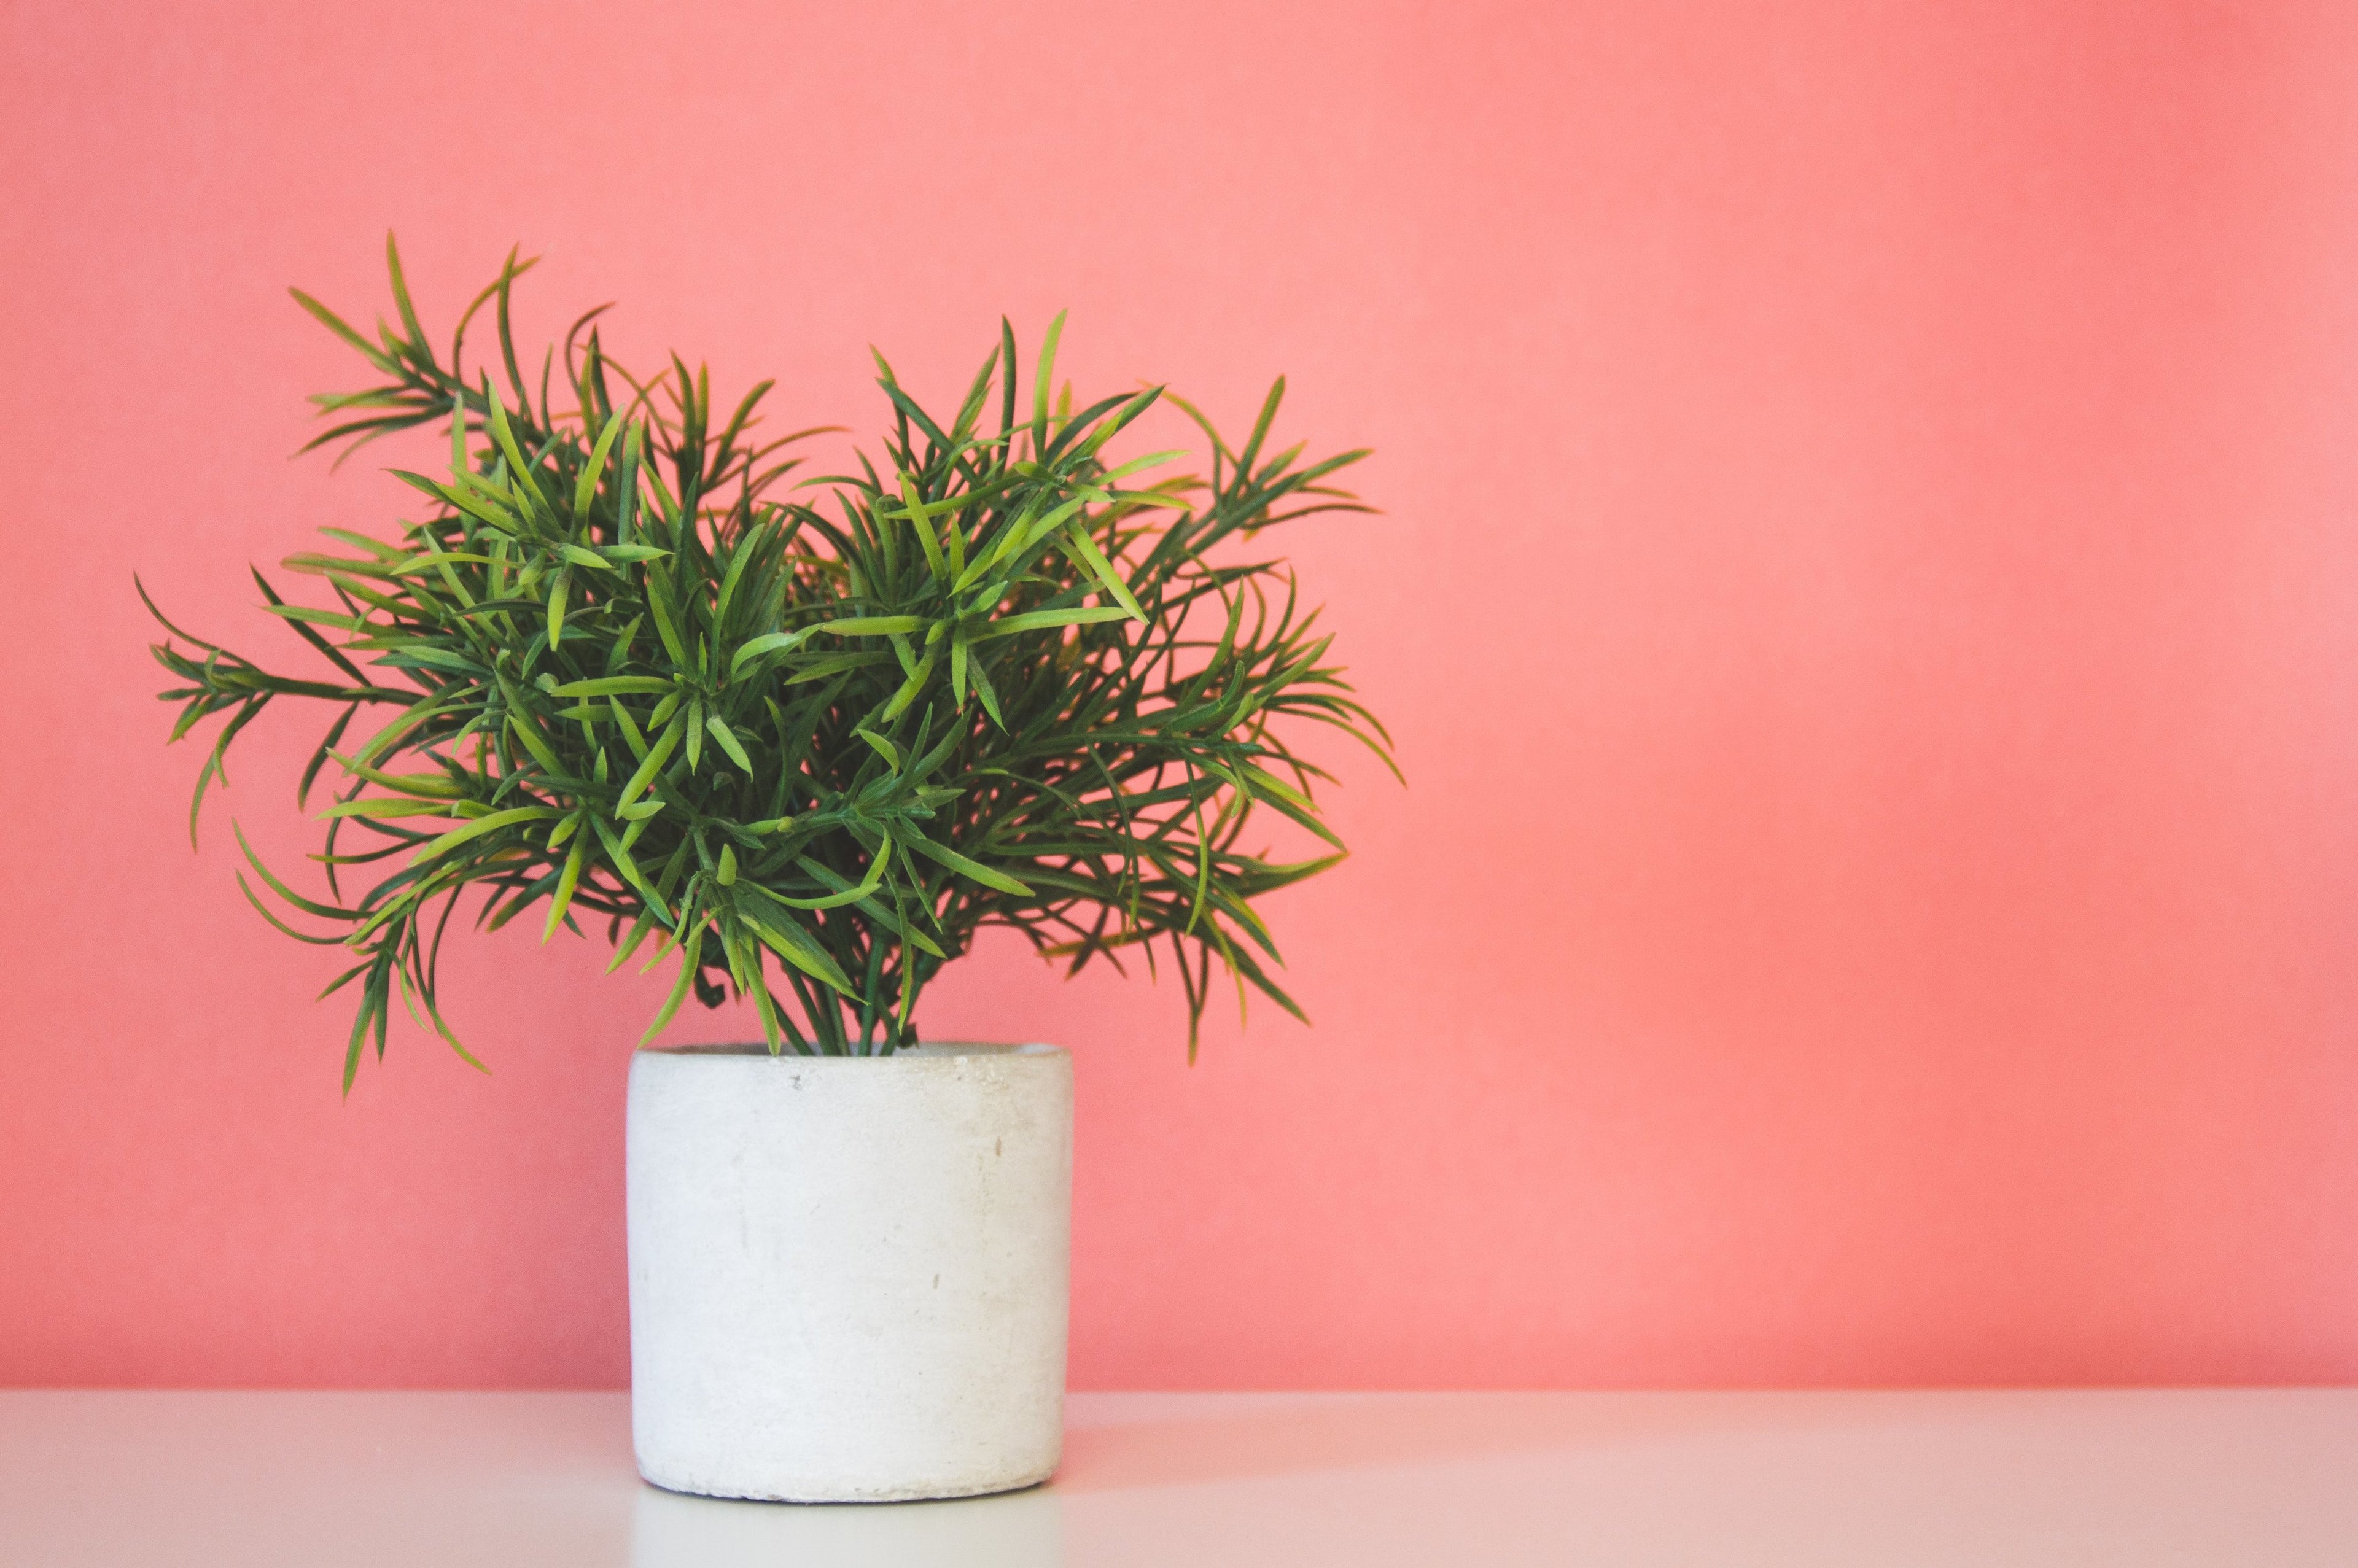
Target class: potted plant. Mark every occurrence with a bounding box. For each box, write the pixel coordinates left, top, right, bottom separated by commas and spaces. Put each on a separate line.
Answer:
143, 238, 1393, 1502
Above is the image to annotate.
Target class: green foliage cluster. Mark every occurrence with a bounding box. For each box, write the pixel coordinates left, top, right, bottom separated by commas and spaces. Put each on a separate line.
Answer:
146, 239, 1393, 1083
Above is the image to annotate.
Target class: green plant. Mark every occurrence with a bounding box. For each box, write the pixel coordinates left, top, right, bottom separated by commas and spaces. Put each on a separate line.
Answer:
145, 239, 1394, 1082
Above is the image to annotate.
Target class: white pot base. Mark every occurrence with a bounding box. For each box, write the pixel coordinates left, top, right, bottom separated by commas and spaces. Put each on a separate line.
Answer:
636, 1462, 1058, 1505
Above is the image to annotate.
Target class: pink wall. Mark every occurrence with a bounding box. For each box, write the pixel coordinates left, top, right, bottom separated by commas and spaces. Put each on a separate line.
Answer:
4, 0, 2356, 1389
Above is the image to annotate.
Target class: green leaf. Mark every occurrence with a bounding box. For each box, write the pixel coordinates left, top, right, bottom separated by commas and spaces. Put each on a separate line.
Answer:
785, 650, 892, 684
1057, 524, 1146, 621
542, 828, 590, 941
968, 654, 1004, 729
480, 376, 541, 507
384, 232, 429, 360
617, 714, 683, 810
348, 690, 458, 771
1032, 308, 1066, 447
1236, 375, 1286, 477
899, 474, 945, 578
903, 833, 1033, 896
729, 627, 815, 675
639, 925, 706, 1045
975, 605, 1136, 640
706, 713, 754, 774
547, 567, 570, 646
824, 616, 927, 637
747, 837, 890, 910
260, 601, 359, 631
317, 797, 454, 820
411, 805, 559, 864
505, 713, 566, 777
737, 899, 858, 995
609, 695, 649, 761
790, 855, 944, 957
550, 675, 674, 697
574, 409, 628, 518
606, 907, 663, 974
233, 871, 344, 945
645, 570, 691, 669
1098, 448, 1186, 483
233, 821, 357, 922
1233, 764, 1348, 852
715, 532, 760, 626
289, 287, 397, 374
590, 812, 661, 914
879, 638, 937, 721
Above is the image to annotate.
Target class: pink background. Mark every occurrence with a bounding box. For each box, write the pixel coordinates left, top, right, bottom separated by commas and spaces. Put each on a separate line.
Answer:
4, 1, 2356, 1389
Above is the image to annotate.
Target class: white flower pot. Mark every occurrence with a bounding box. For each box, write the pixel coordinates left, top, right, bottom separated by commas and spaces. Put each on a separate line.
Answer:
626, 1042, 1072, 1502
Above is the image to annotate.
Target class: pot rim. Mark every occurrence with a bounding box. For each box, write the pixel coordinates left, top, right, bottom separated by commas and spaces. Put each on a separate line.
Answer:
637, 1040, 1062, 1062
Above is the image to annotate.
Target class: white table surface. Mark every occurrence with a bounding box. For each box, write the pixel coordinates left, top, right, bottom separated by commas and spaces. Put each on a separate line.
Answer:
2, 1389, 2353, 1566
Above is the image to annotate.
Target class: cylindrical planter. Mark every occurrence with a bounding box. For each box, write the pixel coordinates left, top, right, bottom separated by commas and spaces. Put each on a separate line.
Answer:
626, 1042, 1072, 1503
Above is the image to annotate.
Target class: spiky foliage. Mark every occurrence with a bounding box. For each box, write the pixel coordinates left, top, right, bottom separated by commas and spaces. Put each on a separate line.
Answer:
144, 239, 1393, 1084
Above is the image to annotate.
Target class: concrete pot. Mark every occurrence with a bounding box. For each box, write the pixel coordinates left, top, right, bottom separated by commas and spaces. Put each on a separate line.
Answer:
626, 1042, 1072, 1503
